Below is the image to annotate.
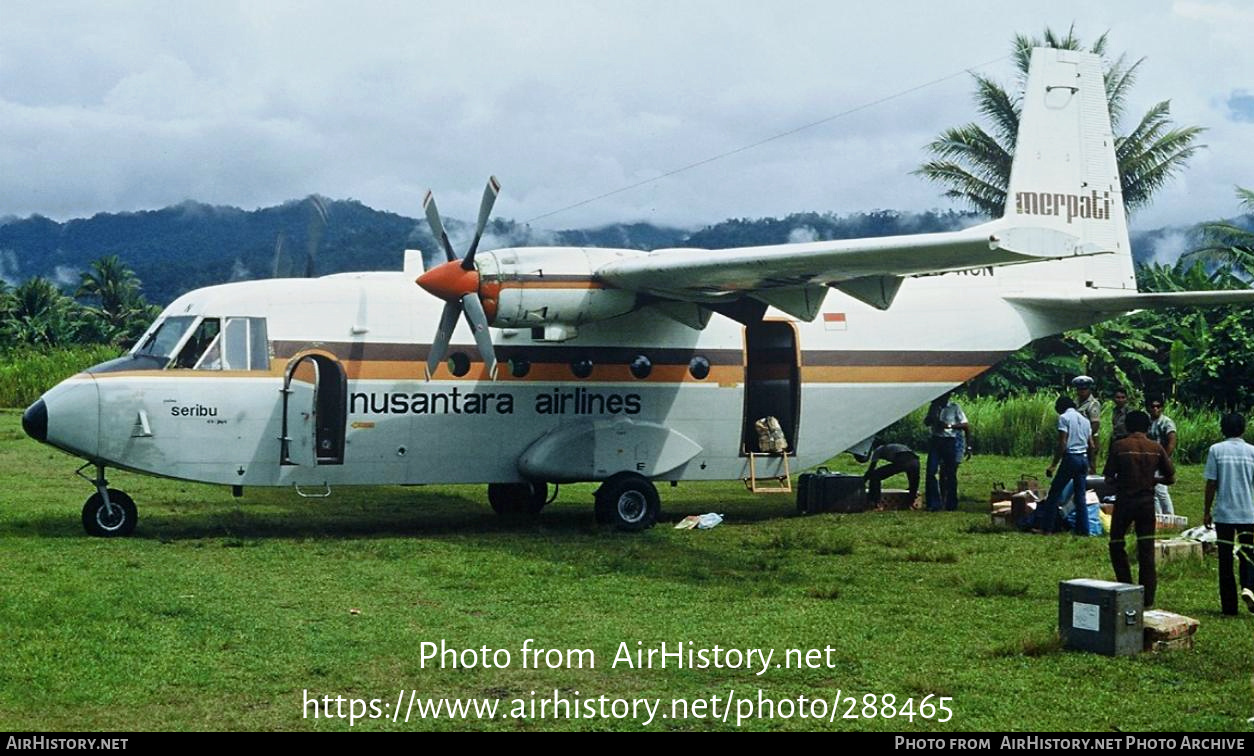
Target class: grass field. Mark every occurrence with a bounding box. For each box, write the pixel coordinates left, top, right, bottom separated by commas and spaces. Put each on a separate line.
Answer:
0, 408, 1250, 732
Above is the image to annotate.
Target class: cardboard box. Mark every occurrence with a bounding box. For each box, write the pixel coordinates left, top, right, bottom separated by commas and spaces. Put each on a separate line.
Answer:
1010, 491, 1038, 522
1155, 514, 1188, 532
1143, 609, 1199, 653
877, 489, 918, 511
1155, 538, 1203, 563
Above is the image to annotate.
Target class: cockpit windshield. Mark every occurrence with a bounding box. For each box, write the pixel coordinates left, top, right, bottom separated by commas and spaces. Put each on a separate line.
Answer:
132, 316, 196, 362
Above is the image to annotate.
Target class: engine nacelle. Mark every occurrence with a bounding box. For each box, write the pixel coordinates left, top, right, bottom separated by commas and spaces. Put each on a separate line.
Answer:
478, 247, 644, 329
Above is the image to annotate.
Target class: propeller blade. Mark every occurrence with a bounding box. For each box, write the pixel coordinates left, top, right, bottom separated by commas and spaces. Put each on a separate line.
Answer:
426, 300, 461, 380
461, 293, 498, 379
422, 190, 458, 264
463, 175, 501, 270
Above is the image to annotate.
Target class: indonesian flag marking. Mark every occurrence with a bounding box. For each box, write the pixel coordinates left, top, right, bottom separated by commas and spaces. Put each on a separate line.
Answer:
823, 312, 847, 331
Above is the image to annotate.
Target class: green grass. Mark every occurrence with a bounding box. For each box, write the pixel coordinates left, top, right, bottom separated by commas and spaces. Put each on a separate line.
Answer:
0, 410, 1250, 731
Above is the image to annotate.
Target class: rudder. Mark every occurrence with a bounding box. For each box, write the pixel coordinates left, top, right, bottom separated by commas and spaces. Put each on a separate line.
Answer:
1000, 48, 1136, 292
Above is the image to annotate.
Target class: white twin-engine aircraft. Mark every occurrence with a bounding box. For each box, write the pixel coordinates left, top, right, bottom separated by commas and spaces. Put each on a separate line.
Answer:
23, 48, 1254, 535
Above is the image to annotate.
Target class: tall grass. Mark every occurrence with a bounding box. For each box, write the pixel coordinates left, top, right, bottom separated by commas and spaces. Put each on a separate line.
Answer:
0, 345, 122, 407
879, 392, 1226, 463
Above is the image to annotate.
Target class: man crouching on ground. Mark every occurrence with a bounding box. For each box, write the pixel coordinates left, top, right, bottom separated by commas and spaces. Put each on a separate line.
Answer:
1104, 409, 1175, 608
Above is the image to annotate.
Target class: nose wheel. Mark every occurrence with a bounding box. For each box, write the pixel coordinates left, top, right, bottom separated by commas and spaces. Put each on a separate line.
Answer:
82, 489, 137, 537
76, 463, 137, 537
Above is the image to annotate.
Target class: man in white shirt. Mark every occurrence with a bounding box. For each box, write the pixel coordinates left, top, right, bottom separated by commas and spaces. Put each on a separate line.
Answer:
1202, 413, 1254, 615
1039, 396, 1094, 534
1147, 398, 1178, 515
923, 392, 970, 511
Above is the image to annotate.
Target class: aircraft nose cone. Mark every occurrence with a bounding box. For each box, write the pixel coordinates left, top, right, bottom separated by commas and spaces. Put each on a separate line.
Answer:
22, 398, 47, 442
417, 259, 479, 302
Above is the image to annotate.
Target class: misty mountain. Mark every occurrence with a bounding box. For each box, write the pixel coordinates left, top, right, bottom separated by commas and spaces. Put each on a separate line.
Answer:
0, 198, 1241, 305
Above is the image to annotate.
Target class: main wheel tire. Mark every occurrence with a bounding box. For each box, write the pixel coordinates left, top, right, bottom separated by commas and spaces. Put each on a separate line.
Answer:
82, 489, 137, 537
487, 481, 548, 515
593, 474, 660, 531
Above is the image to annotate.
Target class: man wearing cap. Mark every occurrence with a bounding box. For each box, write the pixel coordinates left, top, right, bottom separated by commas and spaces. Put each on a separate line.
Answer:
1073, 376, 1102, 473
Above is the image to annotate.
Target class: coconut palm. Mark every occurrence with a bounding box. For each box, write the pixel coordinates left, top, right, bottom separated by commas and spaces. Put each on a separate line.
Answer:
74, 255, 157, 343
916, 26, 1205, 217
6, 277, 74, 346
75, 256, 142, 319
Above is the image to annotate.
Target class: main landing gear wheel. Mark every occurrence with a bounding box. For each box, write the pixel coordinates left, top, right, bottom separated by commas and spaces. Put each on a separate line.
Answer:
594, 473, 660, 531
82, 489, 137, 537
487, 481, 549, 515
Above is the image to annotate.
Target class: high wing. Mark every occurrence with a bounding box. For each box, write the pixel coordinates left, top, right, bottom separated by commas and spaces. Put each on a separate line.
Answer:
595, 218, 1104, 314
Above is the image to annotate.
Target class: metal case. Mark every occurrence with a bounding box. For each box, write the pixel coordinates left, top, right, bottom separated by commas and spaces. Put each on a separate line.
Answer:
1058, 579, 1144, 656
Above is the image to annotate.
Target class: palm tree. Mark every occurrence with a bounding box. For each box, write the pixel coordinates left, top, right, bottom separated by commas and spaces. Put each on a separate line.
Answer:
74, 255, 156, 343
75, 256, 142, 319
915, 26, 1205, 217
6, 277, 73, 346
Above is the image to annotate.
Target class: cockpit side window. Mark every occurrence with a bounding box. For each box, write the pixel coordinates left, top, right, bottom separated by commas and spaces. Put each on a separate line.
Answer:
175, 318, 220, 369
133, 316, 196, 363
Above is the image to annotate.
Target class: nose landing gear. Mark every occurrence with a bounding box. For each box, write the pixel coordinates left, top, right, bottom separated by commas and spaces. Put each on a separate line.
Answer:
76, 463, 137, 537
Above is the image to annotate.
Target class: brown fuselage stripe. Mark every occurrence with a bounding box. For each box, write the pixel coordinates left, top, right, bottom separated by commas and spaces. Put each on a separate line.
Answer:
800, 366, 991, 383
802, 350, 1007, 366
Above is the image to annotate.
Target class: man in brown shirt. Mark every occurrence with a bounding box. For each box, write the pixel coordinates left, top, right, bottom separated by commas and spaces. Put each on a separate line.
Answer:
1103, 409, 1175, 607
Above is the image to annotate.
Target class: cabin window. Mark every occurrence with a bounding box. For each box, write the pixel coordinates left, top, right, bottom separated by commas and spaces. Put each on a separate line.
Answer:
688, 356, 710, 380
629, 354, 652, 379
448, 352, 471, 377
509, 357, 530, 378
220, 317, 271, 370
133, 316, 196, 363
571, 358, 593, 379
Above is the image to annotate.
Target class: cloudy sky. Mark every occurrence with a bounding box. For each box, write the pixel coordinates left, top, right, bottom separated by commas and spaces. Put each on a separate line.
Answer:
1, 0, 1251, 232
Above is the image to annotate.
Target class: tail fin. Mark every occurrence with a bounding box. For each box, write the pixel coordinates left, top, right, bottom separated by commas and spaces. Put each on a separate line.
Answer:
999, 48, 1136, 292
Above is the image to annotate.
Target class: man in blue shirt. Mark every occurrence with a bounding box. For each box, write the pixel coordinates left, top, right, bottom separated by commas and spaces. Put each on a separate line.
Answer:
1039, 396, 1094, 535
923, 392, 970, 511
1202, 413, 1254, 615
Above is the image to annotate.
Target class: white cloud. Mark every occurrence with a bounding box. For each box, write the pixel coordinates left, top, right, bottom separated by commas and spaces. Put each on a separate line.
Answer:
1148, 231, 1191, 266
0, 0, 1248, 234
52, 265, 80, 288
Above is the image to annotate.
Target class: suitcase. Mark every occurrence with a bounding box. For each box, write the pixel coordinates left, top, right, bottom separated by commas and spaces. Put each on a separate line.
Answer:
797, 468, 866, 514
1058, 579, 1144, 657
